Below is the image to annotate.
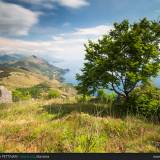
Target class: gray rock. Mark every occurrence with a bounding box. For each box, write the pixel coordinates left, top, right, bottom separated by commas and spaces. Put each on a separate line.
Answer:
0, 86, 12, 103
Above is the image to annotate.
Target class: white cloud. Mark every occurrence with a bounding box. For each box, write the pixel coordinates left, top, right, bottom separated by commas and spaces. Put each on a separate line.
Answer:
18, 0, 55, 9
0, 1, 39, 36
0, 25, 112, 61
57, 0, 89, 9
18, 0, 89, 9
0, 38, 63, 55
52, 25, 112, 40
73, 25, 112, 36
20, 0, 51, 5
0, 37, 85, 61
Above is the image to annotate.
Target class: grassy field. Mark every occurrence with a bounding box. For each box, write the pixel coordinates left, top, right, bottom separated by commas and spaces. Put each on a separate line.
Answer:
0, 67, 62, 90
0, 98, 160, 153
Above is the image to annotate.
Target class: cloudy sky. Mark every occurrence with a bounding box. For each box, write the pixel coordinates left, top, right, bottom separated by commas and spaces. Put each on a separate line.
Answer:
0, 0, 160, 80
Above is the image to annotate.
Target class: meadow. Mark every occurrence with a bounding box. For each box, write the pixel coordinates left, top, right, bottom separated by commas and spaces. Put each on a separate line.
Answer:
0, 98, 160, 153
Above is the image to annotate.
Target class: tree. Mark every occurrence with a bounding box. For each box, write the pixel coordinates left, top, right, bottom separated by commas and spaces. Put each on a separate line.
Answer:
76, 18, 160, 101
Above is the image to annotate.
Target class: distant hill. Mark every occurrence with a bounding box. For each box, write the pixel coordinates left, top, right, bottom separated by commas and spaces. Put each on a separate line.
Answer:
0, 54, 25, 64
0, 66, 76, 98
0, 54, 69, 81
0, 67, 51, 90
0, 54, 76, 97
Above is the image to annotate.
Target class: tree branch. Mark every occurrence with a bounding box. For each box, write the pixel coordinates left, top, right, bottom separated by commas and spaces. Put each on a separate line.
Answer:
111, 82, 125, 97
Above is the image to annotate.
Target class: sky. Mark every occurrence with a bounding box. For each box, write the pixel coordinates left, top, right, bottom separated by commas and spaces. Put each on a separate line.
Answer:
0, 0, 160, 82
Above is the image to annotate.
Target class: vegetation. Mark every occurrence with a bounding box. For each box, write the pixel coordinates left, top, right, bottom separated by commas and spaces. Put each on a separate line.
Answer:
97, 89, 116, 103
4, 55, 67, 80
76, 18, 160, 102
0, 99, 160, 152
0, 67, 50, 90
0, 67, 22, 78
48, 89, 61, 99
0, 18, 159, 153
128, 83, 160, 120
12, 90, 31, 102
12, 83, 51, 101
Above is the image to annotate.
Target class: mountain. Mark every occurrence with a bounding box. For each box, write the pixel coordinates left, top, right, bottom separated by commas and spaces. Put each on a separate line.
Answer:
0, 54, 68, 81
0, 67, 51, 90
0, 54, 25, 64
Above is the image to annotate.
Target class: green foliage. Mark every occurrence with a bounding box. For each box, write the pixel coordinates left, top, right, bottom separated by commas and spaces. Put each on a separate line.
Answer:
128, 84, 160, 120
76, 18, 160, 100
12, 82, 50, 101
48, 89, 61, 99
12, 90, 31, 102
30, 83, 50, 98
0, 67, 19, 78
76, 95, 92, 103
97, 89, 106, 99
97, 89, 116, 103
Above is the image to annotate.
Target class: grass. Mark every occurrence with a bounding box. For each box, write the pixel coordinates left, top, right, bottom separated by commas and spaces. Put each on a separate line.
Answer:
0, 67, 62, 90
0, 98, 160, 153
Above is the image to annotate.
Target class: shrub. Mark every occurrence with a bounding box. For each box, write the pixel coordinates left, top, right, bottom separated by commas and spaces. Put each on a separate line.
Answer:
128, 83, 160, 120
12, 90, 31, 102
76, 95, 92, 103
48, 90, 61, 99
12, 82, 51, 101
97, 89, 116, 103
29, 83, 50, 98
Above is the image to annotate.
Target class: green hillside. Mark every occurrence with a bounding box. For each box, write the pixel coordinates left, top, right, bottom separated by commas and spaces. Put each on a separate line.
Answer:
0, 67, 49, 90
0, 54, 68, 81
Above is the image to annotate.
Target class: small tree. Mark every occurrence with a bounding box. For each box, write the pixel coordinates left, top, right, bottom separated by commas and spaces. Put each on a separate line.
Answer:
76, 18, 160, 101
129, 83, 160, 119
48, 89, 61, 99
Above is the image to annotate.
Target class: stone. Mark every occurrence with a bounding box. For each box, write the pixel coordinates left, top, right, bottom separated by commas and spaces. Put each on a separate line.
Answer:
0, 86, 12, 103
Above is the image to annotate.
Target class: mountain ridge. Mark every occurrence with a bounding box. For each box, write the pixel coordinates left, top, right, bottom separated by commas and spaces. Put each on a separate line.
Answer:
0, 54, 69, 81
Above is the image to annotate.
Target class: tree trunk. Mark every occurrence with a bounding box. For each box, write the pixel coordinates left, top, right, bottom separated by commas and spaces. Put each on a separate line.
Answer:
125, 93, 130, 103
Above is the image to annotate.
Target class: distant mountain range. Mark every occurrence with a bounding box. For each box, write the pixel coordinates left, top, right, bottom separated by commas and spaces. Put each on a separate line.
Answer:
0, 54, 69, 81
0, 54, 24, 64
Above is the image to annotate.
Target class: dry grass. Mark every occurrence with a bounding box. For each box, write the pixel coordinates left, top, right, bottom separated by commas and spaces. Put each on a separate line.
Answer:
0, 69, 62, 91
0, 72, 47, 90
0, 99, 160, 153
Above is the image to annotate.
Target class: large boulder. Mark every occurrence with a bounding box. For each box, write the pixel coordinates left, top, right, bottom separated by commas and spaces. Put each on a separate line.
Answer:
0, 86, 12, 103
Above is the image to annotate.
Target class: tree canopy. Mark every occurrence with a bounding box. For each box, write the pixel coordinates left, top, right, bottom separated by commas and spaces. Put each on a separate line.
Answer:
76, 18, 160, 100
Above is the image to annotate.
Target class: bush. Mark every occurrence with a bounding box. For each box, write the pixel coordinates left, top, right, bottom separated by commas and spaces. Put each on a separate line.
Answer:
48, 90, 61, 99
12, 90, 31, 102
76, 95, 92, 103
128, 83, 160, 120
97, 89, 116, 103
12, 87, 40, 101
12, 82, 51, 101
29, 82, 50, 98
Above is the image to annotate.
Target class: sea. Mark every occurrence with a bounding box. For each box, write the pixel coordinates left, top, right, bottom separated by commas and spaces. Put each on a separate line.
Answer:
54, 60, 160, 88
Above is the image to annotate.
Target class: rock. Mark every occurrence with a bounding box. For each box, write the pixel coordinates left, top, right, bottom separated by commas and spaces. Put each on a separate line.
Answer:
0, 86, 12, 103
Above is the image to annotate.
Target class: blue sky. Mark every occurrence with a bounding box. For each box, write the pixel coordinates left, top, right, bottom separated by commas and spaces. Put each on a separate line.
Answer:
1, 0, 160, 39
0, 0, 160, 72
